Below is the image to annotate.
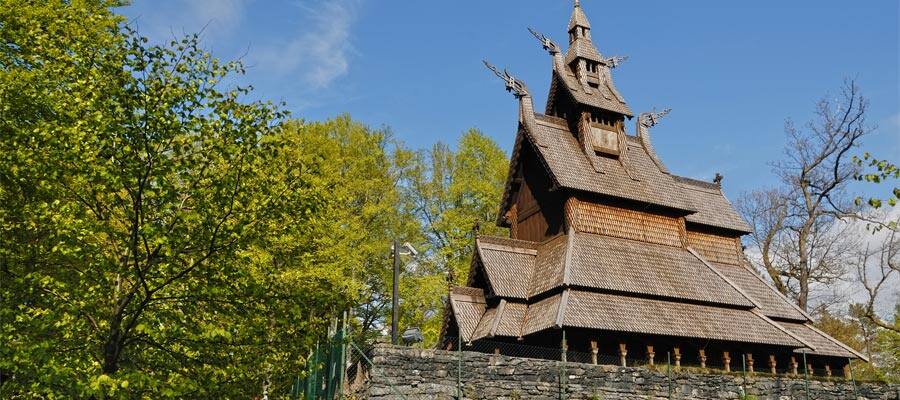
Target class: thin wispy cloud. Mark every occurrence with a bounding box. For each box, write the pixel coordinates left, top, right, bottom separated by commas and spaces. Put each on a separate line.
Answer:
254, 0, 358, 89
129, 0, 248, 42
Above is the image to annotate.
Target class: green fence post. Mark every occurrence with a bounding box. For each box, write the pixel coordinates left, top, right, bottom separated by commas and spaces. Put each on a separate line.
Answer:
336, 312, 347, 400
667, 352, 672, 400
457, 335, 462, 400
292, 375, 301, 399
848, 357, 858, 399
741, 354, 747, 398
560, 330, 567, 400
802, 350, 809, 400
349, 342, 408, 400
306, 343, 318, 400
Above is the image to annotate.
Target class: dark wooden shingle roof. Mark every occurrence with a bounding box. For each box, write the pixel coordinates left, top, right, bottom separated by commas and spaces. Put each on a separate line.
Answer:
563, 290, 805, 347
527, 115, 694, 212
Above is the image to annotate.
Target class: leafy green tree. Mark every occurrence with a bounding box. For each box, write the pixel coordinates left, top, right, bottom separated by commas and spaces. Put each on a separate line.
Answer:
398, 129, 509, 342
0, 1, 342, 397
273, 117, 427, 345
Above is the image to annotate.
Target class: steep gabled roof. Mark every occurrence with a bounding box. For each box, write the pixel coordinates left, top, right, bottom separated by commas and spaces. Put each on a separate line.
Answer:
567, 232, 753, 307
568, 1, 590, 31
525, 114, 694, 212
565, 38, 601, 64
709, 261, 808, 321
449, 286, 486, 342
782, 321, 867, 360
676, 176, 752, 233
476, 236, 537, 299
527, 234, 569, 297
553, 69, 632, 116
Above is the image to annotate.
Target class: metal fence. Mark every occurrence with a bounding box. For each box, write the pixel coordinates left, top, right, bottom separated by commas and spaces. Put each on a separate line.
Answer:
441, 334, 868, 400
289, 330, 872, 399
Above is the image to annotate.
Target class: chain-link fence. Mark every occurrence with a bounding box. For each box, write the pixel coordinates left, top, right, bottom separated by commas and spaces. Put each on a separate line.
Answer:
440, 335, 869, 400
289, 328, 874, 399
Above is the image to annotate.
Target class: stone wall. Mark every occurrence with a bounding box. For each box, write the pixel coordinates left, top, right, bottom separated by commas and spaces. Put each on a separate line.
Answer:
363, 344, 898, 400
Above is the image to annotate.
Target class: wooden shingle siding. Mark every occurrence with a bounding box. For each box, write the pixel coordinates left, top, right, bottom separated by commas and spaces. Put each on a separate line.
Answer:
676, 176, 753, 233
686, 230, 742, 265
781, 322, 862, 359
527, 234, 569, 297
522, 294, 562, 336
568, 232, 753, 307
566, 198, 683, 247
709, 262, 807, 321
564, 291, 802, 347
449, 287, 487, 342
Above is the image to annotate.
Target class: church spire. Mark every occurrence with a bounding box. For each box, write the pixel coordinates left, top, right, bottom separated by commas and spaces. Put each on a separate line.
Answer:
568, 0, 592, 43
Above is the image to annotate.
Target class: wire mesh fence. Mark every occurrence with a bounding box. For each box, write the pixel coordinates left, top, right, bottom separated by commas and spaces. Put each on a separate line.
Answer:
439, 335, 869, 400
289, 327, 873, 399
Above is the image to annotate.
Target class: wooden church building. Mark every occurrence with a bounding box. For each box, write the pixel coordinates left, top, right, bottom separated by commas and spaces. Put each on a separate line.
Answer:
442, 1, 864, 376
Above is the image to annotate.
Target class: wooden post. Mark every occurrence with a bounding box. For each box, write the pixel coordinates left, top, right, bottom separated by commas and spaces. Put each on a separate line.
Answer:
722, 351, 731, 373
768, 355, 777, 375
561, 334, 568, 363
790, 356, 798, 376
673, 347, 681, 371
746, 353, 754, 374
699, 349, 707, 370
590, 340, 598, 365
619, 343, 627, 367
843, 363, 852, 379
646, 345, 655, 367
494, 347, 501, 356
824, 364, 831, 377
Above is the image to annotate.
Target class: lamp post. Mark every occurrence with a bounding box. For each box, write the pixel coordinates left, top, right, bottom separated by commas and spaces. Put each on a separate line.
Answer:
390, 241, 418, 345
392, 240, 400, 345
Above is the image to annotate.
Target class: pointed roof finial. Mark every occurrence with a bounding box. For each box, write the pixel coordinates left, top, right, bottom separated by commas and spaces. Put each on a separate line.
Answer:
568, 0, 591, 31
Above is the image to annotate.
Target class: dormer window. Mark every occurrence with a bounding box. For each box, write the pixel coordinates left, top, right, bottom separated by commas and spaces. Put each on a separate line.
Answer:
590, 125, 619, 156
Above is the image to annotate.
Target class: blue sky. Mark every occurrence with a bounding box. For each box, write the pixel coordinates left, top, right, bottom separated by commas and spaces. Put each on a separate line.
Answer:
120, 0, 899, 200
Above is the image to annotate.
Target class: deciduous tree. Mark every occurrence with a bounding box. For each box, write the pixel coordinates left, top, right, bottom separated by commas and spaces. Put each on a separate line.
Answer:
738, 80, 874, 312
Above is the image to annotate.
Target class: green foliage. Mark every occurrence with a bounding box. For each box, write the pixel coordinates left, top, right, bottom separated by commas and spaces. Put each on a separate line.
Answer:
853, 152, 900, 217
815, 307, 900, 383
400, 129, 509, 286
395, 129, 509, 344
0, 1, 349, 397
273, 117, 429, 346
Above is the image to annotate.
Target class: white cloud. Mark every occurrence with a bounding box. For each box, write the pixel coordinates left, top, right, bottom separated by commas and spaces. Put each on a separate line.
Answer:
253, 0, 358, 89
129, 0, 248, 42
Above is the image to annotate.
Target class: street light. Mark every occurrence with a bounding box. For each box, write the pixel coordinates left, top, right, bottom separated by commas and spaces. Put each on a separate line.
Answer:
391, 241, 419, 345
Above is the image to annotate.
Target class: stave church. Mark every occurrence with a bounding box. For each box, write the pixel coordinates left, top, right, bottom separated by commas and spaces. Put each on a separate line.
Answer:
441, 0, 864, 376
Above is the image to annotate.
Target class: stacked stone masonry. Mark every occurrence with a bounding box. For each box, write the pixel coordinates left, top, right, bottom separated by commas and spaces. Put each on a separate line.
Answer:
364, 345, 898, 400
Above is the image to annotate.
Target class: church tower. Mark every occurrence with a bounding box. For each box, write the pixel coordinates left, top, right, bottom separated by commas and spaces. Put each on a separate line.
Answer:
443, 1, 865, 376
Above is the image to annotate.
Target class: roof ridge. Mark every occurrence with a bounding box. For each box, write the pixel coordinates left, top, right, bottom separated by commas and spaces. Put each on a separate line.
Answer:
674, 175, 721, 191
687, 247, 762, 310
489, 299, 507, 338
477, 235, 540, 249
750, 309, 814, 350
802, 322, 869, 361
562, 228, 575, 285
555, 289, 570, 328
737, 261, 813, 322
